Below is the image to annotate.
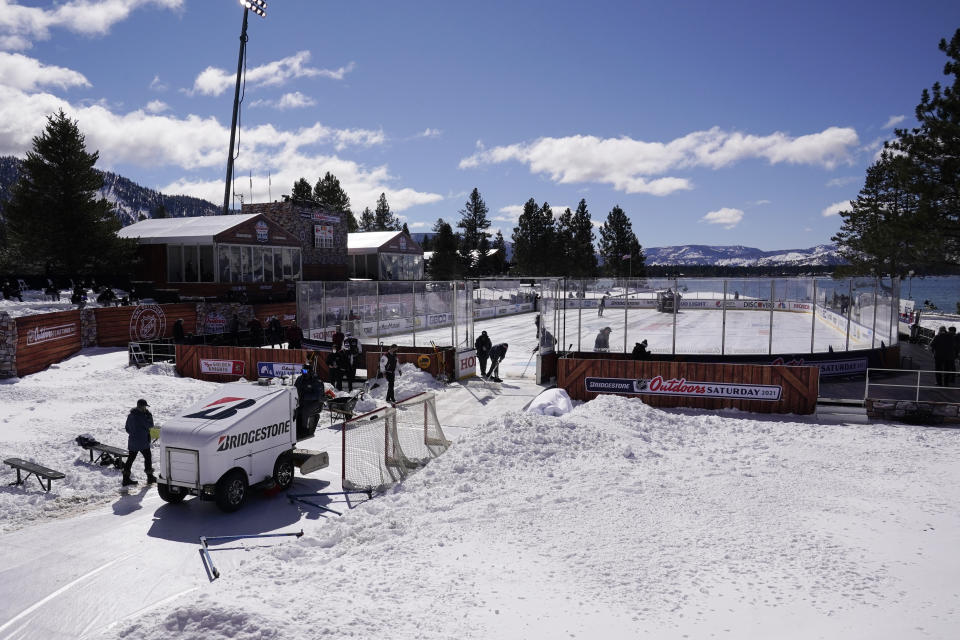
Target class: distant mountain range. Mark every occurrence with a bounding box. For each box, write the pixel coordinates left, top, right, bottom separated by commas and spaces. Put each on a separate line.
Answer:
0, 156, 219, 226
644, 244, 845, 267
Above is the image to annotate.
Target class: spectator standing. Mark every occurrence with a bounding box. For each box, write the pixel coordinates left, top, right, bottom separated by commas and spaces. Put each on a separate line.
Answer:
286, 322, 303, 349
598, 295, 607, 317
172, 319, 185, 344
247, 317, 264, 347
332, 325, 345, 351
632, 340, 651, 360
594, 326, 612, 352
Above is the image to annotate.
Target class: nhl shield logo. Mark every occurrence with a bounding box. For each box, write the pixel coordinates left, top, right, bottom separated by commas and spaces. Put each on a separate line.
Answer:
129, 304, 167, 341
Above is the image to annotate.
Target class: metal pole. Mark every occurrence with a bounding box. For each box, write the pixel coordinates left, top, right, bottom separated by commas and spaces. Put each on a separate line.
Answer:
768, 280, 775, 355
721, 279, 727, 355
577, 279, 582, 353
452, 281, 458, 352
223, 8, 249, 215
810, 279, 817, 354
376, 281, 381, 346
623, 277, 629, 352
845, 278, 852, 352
671, 277, 678, 355
871, 277, 879, 349
320, 282, 326, 341
411, 281, 417, 348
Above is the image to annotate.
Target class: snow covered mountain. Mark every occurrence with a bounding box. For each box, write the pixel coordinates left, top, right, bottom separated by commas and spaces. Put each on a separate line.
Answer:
644, 244, 845, 267
0, 155, 219, 227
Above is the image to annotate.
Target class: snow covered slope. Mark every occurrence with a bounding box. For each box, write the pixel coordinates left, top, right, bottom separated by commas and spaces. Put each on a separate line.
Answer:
646, 244, 844, 267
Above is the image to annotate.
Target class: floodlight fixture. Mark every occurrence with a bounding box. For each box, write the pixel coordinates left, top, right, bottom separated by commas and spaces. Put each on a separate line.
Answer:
243, 0, 267, 18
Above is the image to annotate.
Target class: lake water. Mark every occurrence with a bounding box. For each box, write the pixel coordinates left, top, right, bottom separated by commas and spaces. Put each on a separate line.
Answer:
901, 275, 960, 313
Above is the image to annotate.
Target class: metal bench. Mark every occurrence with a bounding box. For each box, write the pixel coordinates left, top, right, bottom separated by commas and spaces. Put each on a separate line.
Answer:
79, 441, 129, 469
4, 458, 66, 492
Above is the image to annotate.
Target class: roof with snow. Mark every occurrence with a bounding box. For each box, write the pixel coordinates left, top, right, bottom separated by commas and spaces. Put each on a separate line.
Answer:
348, 231, 422, 255
117, 214, 260, 245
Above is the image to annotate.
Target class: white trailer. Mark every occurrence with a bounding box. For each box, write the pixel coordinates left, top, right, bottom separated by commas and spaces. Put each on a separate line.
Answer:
157, 379, 328, 512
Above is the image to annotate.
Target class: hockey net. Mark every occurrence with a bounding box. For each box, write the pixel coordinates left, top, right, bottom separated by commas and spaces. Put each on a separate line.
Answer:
341, 406, 409, 492
341, 392, 450, 492
393, 392, 450, 465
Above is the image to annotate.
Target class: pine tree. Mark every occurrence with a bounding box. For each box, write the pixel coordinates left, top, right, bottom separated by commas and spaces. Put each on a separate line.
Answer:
401, 222, 410, 236
832, 151, 925, 275
373, 193, 401, 231
313, 171, 357, 232
491, 230, 508, 274
358, 207, 376, 232
4, 110, 133, 277
889, 28, 960, 268
569, 199, 598, 277
457, 187, 491, 274
511, 199, 557, 275
291, 177, 314, 202
153, 203, 168, 219
428, 218, 464, 279
598, 205, 644, 277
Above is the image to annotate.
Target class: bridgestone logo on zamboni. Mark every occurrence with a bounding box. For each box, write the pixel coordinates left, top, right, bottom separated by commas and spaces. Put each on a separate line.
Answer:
216, 421, 291, 452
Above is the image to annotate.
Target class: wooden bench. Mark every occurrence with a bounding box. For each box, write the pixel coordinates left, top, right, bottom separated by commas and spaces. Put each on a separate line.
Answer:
80, 442, 129, 469
4, 458, 65, 492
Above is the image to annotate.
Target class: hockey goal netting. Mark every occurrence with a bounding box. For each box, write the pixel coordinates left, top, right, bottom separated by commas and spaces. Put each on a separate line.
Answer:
341, 392, 450, 492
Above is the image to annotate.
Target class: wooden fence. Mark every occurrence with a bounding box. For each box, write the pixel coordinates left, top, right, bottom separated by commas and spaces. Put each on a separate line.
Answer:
14, 310, 83, 377
176, 344, 315, 383
364, 345, 456, 381
94, 303, 199, 347
558, 357, 819, 414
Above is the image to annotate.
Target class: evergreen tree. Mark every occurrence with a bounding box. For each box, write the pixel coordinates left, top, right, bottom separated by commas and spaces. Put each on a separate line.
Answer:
313, 171, 357, 232
428, 218, 464, 279
889, 28, 960, 268
598, 205, 644, 277
832, 151, 925, 275
358, 206, 376, 232
373, 193, 401, 231
4, 110, 134, 277
402, 222, 410, 236
491, 230, 508, 274
511, 199, 557, 275
153, 203, 168, 219
569, 199, 598, 277
291, 177, 314, 202
457, 187, 491, 274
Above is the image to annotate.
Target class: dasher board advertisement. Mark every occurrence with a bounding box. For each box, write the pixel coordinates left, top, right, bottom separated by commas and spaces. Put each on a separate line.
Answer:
200, 359, 245, 376
585, 376, 782, 401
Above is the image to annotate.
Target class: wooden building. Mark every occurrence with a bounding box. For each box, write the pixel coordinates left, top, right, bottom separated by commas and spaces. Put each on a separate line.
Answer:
118, 214, 303, 301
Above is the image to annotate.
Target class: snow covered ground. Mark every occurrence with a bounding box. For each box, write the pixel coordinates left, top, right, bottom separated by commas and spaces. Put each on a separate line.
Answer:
1, 347, 958, 639
0, 288, 128, 318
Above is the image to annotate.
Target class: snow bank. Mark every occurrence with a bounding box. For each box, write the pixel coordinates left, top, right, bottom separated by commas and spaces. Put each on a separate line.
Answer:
0, 349, 216, 533
105, 394, 960, 639
0, 288, 128, 318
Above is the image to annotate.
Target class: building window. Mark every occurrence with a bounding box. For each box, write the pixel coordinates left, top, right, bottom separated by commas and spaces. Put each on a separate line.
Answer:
314, 224, 334, 249
263, 247, 274, 282
167, 245, 183, 282
198, 246, 214, 282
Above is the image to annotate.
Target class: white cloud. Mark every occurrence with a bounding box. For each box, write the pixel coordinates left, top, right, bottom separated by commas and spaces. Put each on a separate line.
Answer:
821, 200, 852, 217
826, 176, 859, 188
188, 52, 354, 97
0, 84, 438, 211
883, 115, 906, 129
493, 205, 523, 223
0, 0, 184, 50
144, 99, 168, 113
418, 128, 442, 138
409, 221, 428, 229
460, 126, 859, 196
252, 91, 317, 110
701, 207, 744, 229
149, 75, 167, 92
750, 199, 771, 206
0, 52, 89, 91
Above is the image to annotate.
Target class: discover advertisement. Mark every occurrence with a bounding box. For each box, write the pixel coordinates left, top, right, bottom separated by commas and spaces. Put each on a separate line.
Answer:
585, 375, 782, 401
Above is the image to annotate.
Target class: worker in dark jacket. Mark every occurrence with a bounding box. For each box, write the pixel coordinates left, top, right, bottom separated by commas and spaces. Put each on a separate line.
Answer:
295, 356, 324, 438
931, 326, 956, 386
379, 344, 401, 403
475, 330, 492, 377
327, 346, 348, 391
631, 340, 651, 360
594, 326, 612, 352
487, 343, 508, 382
172, 318, 185, 344
286, 322, 303, 349
122, 399, 155, 487
344, 335, 361, 392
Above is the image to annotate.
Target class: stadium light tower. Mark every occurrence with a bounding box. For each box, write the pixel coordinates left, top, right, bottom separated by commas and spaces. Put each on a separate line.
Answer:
223, 0, 267, 214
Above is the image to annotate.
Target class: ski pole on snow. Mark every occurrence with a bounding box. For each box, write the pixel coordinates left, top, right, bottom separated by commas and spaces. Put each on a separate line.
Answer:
521, 351, 535, 377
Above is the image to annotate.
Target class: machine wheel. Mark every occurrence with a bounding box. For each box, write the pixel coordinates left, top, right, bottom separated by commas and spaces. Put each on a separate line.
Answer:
273, 453, 295, 490
157, 483, 186, 504
215, 469, 248, 512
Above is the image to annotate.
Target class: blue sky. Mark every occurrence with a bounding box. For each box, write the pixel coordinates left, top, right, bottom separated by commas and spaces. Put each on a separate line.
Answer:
0, 0, 958, 250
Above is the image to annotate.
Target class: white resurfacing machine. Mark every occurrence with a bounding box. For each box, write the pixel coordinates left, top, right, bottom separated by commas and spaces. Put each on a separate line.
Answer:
156, 375, 329, 512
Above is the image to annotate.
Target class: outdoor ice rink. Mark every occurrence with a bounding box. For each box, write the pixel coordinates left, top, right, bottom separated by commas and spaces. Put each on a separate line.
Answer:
370, 306, 888, 380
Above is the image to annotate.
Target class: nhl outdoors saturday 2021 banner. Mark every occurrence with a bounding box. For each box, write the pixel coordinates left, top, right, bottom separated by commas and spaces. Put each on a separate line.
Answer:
585, 375, 782, 401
